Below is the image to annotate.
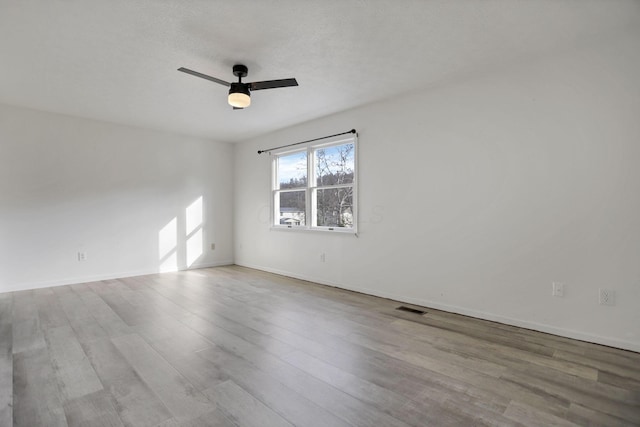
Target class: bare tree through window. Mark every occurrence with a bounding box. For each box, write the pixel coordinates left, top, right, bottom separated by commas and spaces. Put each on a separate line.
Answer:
315, 143, 354, 227
272, 137, 357, 231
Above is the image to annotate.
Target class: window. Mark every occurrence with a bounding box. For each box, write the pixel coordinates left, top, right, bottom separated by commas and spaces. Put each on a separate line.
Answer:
272, 136, 357, 232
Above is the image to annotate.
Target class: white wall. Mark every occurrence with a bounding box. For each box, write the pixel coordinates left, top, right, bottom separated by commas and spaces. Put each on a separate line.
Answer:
234, 30, 640, 351
0, 104, 233, 292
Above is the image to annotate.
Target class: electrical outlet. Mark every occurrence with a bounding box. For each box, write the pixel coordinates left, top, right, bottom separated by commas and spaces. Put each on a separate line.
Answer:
77, 252, 87, 262
552, 282, 564, 297
211, 243, 215, 250
320, 253, 326, 262
599, 289, 615, 306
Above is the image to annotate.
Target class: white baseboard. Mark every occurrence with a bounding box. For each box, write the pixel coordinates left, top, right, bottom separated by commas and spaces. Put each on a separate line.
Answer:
1, 260, 234, 293
236, 261, 640, 353
189, 260, 234, 270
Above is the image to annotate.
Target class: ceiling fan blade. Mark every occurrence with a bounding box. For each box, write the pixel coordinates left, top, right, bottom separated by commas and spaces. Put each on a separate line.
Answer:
178, 67, 230, 87
249, 78, 298, 91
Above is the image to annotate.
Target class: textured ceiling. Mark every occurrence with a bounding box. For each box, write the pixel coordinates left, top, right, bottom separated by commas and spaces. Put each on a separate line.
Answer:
0, 1, 638, 142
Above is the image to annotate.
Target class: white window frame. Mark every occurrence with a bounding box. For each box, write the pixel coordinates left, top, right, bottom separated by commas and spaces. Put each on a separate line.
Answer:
271, 134, 358, 233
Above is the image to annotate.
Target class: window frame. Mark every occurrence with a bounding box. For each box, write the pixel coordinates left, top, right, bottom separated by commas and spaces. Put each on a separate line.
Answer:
271, 135, 358, 234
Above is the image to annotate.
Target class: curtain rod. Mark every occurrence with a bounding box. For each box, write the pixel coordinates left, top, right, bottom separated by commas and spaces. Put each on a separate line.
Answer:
257, 129, 357, 154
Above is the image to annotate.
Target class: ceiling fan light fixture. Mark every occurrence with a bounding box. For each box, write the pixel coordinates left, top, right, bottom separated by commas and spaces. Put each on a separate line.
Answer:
228, 83, 251, 108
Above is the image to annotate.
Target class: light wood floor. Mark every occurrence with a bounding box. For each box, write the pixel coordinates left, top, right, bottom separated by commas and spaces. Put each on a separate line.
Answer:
1, 266, 639, 426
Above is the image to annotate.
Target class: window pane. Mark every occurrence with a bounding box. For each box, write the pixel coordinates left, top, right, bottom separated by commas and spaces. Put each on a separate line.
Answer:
317, 187, 353, 228
315, 143, 354, 187
278, 151, 307, 189
278, 190, 306, 226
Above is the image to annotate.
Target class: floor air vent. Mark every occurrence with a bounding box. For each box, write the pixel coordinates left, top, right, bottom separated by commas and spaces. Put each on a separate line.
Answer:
395, 306, 427, 315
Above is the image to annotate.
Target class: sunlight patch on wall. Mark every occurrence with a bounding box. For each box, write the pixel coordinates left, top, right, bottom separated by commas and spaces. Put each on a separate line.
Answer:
186, 196, 203, 235
186, 228, 203, 266
159, 252, 178, 273
157, 196, 205, 272
159, 217, 178, 272
186, 196, 204, 267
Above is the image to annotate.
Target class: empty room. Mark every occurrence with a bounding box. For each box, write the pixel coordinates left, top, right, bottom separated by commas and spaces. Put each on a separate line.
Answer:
1, 1, 639, 426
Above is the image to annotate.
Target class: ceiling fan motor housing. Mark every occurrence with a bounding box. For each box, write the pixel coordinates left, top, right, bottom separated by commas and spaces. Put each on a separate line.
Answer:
229, 82, 250, 96
233, 64, 248, 78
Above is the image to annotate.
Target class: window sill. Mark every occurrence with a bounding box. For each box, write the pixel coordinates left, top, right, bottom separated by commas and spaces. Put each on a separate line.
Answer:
270, 225, 357, 234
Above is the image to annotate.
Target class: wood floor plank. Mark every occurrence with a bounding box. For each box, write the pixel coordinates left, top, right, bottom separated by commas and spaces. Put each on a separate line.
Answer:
12, 291, 46, 355
11, 291, 38, 323
63, 389, 124, 427
53, 285, 94, 322
110, 333, 214, 420
0, 294, 13, 427
196, 345, 351, 427
68, 316, 110, 344
81, 337, 173, 427
566, 402, 639, 427
388, 316, 599, 381
180, 313, 295, 359
98, 292, 163, 326
582, 346, 640, 370
191, 321, 412, 427
501, 371, 640, 424
13, 348, 67, 427
274, 323, 513, 415
349, 329, 509, 377
343, 329, 573, 416
68, 286, 133, 340
123, 285, 194, 320
381, 315, 637, 406
34, 288, 69, 330
12, 318, 46, 355
44, 325, 104, 402
597, 369, 640, 392
130, 316, 227, 392
554, 348, 640, 382
280, 349, 477, 426
131, 315, 211, 352
153, 407, 238, 427
203, 380, 293, 427
149, 338, 229, 392
504, 400, 581, 427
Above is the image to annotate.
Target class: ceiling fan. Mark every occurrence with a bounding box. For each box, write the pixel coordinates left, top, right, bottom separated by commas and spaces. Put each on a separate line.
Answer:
178, 64, 298, 109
